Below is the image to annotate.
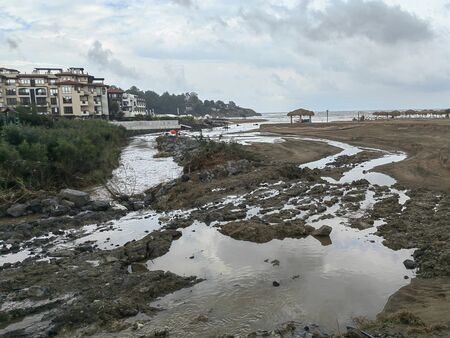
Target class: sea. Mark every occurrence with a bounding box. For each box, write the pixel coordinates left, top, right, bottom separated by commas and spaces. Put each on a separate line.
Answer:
260, 110, 373, 123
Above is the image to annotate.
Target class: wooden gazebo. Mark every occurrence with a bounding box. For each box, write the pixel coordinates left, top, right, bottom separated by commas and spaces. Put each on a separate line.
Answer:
287, 108, 315, 124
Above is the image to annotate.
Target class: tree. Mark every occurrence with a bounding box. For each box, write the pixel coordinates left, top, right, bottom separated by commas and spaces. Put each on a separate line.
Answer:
108, 101, 122, 120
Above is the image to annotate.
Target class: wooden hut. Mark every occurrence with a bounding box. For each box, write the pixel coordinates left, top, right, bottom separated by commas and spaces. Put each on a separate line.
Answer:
287, 108, 315, 124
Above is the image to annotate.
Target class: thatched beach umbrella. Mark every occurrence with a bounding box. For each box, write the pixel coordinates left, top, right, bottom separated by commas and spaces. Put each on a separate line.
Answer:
287, 108, 315, 124
372, 111, 389, 118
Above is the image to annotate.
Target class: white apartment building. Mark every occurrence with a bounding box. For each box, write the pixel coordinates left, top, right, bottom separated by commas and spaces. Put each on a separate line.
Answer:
108, 88, 147, 118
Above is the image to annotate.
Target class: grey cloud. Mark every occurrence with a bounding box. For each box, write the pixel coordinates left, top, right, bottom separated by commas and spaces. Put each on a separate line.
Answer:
308, 0, 433, 44
87, 41, 138, 78
242, 0, 433, 45
6, 38, 19, 50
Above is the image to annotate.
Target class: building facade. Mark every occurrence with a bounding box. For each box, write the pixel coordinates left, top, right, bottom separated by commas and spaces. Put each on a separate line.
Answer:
0, 67, 109, 118
107, 88, 147, 118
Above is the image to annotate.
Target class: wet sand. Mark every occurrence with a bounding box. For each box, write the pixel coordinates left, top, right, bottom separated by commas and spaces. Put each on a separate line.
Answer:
262, 120, 450, 338
261, 119, 450, 191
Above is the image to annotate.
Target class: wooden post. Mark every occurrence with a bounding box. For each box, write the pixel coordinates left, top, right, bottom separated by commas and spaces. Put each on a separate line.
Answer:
290, 116, 293, 124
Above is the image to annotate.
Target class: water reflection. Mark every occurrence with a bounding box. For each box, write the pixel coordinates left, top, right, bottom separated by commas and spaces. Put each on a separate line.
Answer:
145, 221, 413, 337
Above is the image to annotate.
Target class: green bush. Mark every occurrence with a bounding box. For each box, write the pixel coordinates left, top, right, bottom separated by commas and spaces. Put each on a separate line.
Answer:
0, 119, 127, 193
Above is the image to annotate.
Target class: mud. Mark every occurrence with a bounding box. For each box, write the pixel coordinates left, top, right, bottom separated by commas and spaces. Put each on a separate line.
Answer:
0, 229, 199, 337
1, 128, 449, 337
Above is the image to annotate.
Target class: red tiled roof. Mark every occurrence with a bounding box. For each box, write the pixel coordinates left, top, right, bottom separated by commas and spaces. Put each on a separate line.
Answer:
107, 88, 124, 94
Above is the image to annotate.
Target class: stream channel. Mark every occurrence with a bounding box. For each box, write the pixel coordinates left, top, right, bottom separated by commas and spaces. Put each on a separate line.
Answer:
1, 123, 415, 337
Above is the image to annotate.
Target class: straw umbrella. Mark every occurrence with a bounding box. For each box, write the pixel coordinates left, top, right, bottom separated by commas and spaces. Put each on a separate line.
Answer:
287, 108, 315, 124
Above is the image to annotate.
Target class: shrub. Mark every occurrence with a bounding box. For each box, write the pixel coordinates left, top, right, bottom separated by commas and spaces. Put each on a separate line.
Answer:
0, 119, 127, 194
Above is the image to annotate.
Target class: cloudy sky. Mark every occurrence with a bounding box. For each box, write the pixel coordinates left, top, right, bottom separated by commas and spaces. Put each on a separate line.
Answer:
1, 0, 450, 112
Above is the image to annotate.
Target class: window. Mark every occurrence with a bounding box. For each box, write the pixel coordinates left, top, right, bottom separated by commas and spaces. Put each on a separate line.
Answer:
36, 97, 47, 105
62, 86, 71, 94
6, 98, 17, 105
20, 97, 31, 105
64, 106, 73, 114
37, 106, 47, 113
18, 88, 30, 95
50, 88, 58, 96
6, 88, 16, 96
6, 79, 15, 85
49, 79, 57, 85
19, 78, 30, 85
35, 79, 45, 85
35, 88, 47, 95
63, 96, 72, 104
50, 98, 57, 105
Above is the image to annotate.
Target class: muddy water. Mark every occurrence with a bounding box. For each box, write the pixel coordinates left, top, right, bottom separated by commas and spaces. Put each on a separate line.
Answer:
144, 222, 413, 336
91, 134, 182, 199
92, 124, 415, 337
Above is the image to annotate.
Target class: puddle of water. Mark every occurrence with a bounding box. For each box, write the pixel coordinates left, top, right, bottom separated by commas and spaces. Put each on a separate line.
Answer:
143, 221, 413, 337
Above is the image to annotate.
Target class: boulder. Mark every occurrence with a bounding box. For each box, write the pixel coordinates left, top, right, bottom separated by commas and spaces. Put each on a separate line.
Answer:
59, 189, 90, 207
6, 203, 28, 217
312, 225, 332, 237
89, 200, 111, 212
403, 259, 417, 270
27, 199, 43, 213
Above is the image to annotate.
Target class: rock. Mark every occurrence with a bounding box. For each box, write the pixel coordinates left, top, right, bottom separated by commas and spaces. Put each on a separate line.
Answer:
271, 259, 280, 266
272, 281, 280, 287
143, 193, 155, 206
131, 263, 149, 273
316, 205, 327, 213
89, 200, 111, 212
41, 198, 59, 207
403, 259, 417, 270
181, 174, 190, 182
193, 314, 209, 323
60, 199, 76, 209
132, 201, 145, 211
6, 203, 28, 217
59, 189, 90, 207
312, 225, 332, 237
27, 199, 43, 213
48, 205, 70, 217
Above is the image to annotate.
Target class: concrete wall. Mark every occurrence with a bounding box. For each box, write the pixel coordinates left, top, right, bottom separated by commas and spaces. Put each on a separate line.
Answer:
111, 120, 181, 131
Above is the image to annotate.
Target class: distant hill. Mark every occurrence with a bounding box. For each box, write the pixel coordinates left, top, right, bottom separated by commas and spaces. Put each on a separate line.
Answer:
123, 86, 261, 117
